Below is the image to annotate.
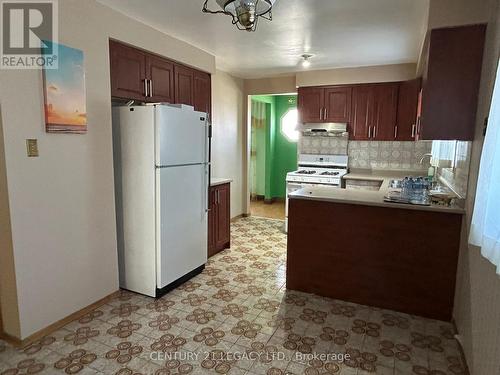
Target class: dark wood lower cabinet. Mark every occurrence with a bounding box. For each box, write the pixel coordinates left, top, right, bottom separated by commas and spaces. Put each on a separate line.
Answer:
208, 183, 231, 257
287, 198, 463, 321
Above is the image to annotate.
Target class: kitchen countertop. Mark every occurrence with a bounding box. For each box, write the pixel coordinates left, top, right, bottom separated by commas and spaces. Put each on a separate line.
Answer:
211, 178, 232, 187
289, 169, 465, 214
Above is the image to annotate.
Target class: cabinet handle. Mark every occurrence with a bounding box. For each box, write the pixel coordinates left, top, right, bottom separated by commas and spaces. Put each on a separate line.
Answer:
149, 79, 153, 97
144, 79, 149, 97
373, 126, 377, 139
216, 190, 220, 204
394, 125, 398, 139
368, 126, 372, 139
411, 124, 416, 138
319, 108, 323, 120
324, 108, 328, 119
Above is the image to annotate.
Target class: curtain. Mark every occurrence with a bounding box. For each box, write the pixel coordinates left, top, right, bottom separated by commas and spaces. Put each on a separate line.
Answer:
431, 140, 457, 168
470, 60, 500, 274
250, 100, 267, 196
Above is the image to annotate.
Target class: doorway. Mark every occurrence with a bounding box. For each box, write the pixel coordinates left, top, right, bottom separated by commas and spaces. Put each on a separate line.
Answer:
248, 94, 298, 220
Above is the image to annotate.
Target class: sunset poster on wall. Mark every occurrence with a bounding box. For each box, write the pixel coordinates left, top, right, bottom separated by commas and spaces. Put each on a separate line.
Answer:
43, 42, 87, 133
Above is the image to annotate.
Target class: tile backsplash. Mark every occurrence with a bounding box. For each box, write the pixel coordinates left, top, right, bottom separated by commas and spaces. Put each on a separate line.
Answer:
299, 135, 349, 155
299, 136, 433, 171
298, 135, 472, 198
348, 141, 432, 170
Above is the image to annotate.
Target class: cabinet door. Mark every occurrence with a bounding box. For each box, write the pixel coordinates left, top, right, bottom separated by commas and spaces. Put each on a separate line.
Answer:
396, 79, 421, 141
298, 87, 324, 123
146, 55, 174, 103
193, 71, 211, 115
208, 187, 217, 257
420, 24, 486, 140
324, 87, 352, 123
351, 85, 375, 140
174, 64, 195, 106
373, 84, 399, 141
110, 41, 147, 100
215, 184, 230, 250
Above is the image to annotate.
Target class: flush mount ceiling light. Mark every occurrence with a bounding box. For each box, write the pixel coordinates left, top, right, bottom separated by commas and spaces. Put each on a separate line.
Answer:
301, 54, 313, 68
202, 0, 276, 32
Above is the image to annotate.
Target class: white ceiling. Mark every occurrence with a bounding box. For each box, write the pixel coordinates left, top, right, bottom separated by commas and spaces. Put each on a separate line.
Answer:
97, 0, 429, 79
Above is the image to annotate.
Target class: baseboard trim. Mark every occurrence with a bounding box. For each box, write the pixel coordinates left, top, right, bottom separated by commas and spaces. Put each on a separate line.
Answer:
231, 213, 249, 222
0, 290, 119, 348
451, 319, 471, 375
263, 197, 285, 204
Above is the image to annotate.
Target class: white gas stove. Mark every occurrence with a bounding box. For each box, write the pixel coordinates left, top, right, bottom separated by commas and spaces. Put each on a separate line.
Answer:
286, 154, 348, 186
285, 154, 348, 232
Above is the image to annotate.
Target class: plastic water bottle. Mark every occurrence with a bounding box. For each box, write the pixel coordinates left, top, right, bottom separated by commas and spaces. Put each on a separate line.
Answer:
401, 177, 409, 200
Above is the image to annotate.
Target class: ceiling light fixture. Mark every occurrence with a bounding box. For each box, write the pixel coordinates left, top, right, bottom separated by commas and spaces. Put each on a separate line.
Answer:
301, 54, 313, 68
202, 0, 276, 32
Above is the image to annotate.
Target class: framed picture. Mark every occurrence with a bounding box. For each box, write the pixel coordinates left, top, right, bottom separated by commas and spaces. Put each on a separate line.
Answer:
42, 42, 87, 133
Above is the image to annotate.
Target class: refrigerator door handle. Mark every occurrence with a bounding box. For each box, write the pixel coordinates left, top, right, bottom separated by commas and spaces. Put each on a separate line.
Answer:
204, 115, 211, 165
204, 164, 210, 214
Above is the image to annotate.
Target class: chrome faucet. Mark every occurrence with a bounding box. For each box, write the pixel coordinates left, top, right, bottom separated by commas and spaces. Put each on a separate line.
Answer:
419, 153, 432, 164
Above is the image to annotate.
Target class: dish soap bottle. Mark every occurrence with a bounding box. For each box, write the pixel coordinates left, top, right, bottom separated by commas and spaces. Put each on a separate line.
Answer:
427, 165, 435, 180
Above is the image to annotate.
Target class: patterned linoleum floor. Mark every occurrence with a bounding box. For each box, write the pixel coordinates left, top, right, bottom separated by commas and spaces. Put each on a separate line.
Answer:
0, 217, 467, 375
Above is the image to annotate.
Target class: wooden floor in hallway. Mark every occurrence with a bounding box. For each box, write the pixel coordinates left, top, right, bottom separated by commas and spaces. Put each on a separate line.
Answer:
250, 200, 286, 220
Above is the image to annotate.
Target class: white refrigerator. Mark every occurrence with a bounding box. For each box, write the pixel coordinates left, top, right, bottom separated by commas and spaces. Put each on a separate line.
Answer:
112, 104, 210, 297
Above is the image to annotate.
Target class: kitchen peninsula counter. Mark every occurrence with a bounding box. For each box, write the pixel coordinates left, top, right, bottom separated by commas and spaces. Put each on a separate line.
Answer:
289, 168, 465, 214
286, 172, 464, 321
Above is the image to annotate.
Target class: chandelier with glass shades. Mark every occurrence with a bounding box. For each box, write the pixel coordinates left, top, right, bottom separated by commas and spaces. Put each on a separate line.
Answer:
202, 0, 277, 32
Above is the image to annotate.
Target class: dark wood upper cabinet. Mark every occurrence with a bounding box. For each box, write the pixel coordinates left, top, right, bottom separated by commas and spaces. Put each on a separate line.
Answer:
324, 87, 352, 123
351, 85, 376, 140
351, 83, 399, 141
109, 40, 211, 109
396, 78, 421, 141
373, 83, 399, 141
174, 64, 195, 106
146, 55, 174, 103
298, 87, 324, 123
420, 24, 486, 140
298, 86, 352, 123
110, 40, 147, 101
193, 71, 211, 115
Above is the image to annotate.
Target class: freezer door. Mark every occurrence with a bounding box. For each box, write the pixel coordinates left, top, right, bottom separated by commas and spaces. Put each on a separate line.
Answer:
156, 164, 208, 289
156, 105, 208, 167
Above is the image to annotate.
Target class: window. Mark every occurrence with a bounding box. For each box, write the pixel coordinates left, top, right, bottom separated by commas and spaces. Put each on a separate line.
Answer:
281, 108, 299, 142
469, 60, 500, 274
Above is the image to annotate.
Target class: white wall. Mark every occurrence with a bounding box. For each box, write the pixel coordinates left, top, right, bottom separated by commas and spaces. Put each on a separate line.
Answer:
295, 63, 417, 87
211, 71, 245, 218
451, 1, 500, 374
0, 0, 215, 339
244, 75, 297, 96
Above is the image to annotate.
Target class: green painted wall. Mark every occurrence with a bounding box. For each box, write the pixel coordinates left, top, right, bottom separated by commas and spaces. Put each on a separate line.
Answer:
250, 94, 298, 200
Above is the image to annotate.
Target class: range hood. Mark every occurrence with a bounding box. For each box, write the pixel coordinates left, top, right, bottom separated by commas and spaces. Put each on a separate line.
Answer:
298, 122, 348, 137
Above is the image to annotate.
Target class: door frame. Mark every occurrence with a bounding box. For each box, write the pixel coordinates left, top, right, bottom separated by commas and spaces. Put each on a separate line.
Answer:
244, 92, 297, 215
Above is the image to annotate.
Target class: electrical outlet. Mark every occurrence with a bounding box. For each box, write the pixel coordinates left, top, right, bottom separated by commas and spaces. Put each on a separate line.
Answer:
26, 139, 39, 157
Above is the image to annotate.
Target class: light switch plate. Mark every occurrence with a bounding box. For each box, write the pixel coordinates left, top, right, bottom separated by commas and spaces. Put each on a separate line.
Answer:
26, 139, 39, 157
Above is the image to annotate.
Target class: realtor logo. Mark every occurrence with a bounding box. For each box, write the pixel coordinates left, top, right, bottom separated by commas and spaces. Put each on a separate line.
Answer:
1, 0, 58, 69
